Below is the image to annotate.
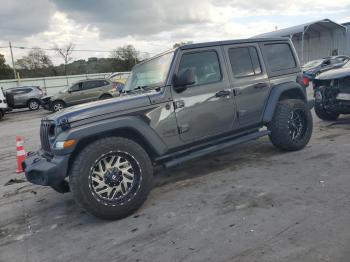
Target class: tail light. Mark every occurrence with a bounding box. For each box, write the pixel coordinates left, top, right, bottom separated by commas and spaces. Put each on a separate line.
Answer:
297, 74, 309, 88
303, 76, 310, 87
36, 86, 46, 96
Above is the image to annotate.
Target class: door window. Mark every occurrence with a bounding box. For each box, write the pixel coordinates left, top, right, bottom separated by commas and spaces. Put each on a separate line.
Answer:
70, 82, 83, 92
178, 51, 222, 86
228, 47, 262, 77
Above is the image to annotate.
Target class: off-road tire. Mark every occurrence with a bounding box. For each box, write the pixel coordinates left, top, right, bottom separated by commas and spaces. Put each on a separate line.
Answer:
314, 102, 339, 121
268, 99, 313, 151
69, 137, 153, 220
28, 99, 40, 111
51, 101, 65, 112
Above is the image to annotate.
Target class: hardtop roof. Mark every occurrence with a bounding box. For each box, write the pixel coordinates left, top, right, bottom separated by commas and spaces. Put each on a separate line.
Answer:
179, 37, 289, 50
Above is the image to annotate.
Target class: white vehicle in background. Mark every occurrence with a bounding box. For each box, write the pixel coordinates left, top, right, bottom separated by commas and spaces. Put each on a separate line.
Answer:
0, 88, 9, 120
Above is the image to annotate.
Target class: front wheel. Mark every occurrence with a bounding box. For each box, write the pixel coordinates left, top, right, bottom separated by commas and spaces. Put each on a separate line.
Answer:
69, 137, 153, 220
52, 101, 65, 112
268, 99, 313, 151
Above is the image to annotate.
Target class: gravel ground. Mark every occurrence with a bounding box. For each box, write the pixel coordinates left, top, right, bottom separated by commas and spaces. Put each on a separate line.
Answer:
0, 107, 350, 262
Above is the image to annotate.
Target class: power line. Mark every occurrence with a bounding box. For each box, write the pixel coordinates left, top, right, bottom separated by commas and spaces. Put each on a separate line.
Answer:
11, 45, 162, 55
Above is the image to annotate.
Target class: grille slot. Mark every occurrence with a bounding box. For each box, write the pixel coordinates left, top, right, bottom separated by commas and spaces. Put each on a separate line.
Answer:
40, 120, 54, 153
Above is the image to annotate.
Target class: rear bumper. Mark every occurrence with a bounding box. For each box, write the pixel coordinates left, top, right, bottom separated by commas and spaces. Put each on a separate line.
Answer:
308, 99, 315, 109
22, 151, 70, 193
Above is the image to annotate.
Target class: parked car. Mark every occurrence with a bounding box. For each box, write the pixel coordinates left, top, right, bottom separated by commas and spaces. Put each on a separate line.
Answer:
0, 88, 9, 120
23, 37, 314, 220
302, 55, 350, 80
313, 60, 350, 120
41, 79, 118, 112
5, 86, 46, 110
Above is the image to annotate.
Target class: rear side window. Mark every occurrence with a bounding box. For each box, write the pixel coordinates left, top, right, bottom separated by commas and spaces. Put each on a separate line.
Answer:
10, 88, 32, 94
84, 81, 99, 90
228, 47, 262, 77
264, 43, 296, 72
178, 51, 222, 86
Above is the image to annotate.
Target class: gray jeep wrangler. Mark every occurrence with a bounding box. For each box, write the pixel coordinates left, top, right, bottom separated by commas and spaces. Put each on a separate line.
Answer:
23, 38, 314, 220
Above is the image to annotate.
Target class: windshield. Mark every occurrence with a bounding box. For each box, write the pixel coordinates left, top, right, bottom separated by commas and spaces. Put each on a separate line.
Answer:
343, 61, 350, 68
61, 86, 69, 93
303, 59, 323, 68
124, 51, 174, 92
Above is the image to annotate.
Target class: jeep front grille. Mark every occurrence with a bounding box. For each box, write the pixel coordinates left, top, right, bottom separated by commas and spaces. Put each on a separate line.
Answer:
40, 120, 54, 153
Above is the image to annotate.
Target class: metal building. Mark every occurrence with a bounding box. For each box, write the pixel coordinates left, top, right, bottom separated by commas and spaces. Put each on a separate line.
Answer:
255, 19, 349, 65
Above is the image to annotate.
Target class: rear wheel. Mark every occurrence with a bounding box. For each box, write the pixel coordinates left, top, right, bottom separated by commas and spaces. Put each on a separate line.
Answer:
28, 99, 40, 110
268, 99, 313, 151
314, 102, 339, 121
99, 94, 112, 100
52, 101, 65, 112
69, 137, 153, 220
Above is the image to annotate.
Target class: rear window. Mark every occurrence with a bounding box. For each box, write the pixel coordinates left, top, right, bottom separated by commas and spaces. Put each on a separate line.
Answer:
264, 43, 296, 72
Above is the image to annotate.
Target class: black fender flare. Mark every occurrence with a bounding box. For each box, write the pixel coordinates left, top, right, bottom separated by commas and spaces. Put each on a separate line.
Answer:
262, 82, 306, 124
55, 116, 168, 157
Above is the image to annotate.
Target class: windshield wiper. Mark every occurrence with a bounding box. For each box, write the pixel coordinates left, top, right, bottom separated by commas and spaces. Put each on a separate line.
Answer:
123, 85, 154, 94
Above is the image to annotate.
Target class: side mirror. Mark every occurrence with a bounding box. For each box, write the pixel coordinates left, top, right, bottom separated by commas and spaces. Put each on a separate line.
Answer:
67, 89, 72, 93
173, 68, 195, 93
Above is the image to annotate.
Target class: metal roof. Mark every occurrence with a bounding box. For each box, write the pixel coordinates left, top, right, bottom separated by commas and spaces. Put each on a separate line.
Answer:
255, 19, 347, 38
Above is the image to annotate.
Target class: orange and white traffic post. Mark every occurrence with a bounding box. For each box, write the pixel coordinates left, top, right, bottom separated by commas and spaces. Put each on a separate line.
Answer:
16, 136, 26, 173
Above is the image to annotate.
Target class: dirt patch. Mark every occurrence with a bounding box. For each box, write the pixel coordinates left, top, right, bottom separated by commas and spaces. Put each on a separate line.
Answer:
216, 189, 278, 215
306, 153, 336, 160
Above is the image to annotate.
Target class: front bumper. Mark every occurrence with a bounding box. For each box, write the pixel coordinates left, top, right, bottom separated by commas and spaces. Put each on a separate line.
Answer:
22, 151, 70, 193
41, 101, 52, 110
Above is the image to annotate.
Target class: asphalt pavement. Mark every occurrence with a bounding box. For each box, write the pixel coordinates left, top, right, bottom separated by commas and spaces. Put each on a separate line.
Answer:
1, 108, 350, 262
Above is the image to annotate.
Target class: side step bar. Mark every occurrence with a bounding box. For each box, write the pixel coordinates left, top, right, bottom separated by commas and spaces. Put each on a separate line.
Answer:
163, 130, 270, 168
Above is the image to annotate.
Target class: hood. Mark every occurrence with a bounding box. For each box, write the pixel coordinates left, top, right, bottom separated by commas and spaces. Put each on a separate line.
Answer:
303, 65, 318, 71
316, 67, 350, 80
46, 92, 152, 124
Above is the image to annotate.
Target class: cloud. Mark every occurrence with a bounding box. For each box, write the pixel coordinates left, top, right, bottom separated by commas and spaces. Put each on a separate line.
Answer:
0, 0, 54, 40
50, 0, 213, 38
0, 0, 349, 65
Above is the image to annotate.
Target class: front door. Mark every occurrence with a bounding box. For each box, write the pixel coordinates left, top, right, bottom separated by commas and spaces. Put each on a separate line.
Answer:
172, 47, 237, 143
223, 43, 270, 127
65, 82, 84, 105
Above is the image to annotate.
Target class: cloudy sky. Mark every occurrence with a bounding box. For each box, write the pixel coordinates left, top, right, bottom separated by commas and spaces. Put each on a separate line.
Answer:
1, 0, 350, 65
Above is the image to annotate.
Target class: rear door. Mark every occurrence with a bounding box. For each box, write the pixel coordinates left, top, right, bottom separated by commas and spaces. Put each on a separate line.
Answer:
10, 88, 32, 106
223, 43, 270, 127
172, 47, 237, 143
82, 80, 103, 102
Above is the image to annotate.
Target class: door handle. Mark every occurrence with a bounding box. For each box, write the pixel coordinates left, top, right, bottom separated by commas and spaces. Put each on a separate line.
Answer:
215, 90, 230, 97
254, 83, 268, 89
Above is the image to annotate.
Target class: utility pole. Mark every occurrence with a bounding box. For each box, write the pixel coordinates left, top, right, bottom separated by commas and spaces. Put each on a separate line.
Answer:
9, 42, 17, 80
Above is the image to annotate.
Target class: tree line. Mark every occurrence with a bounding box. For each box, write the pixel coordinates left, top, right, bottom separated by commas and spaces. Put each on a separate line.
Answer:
0, 41, 193, 80
0, 44, 143, 80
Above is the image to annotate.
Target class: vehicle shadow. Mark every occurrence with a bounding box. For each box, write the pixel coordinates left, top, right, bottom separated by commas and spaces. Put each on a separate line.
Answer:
153, 139, 282, 189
